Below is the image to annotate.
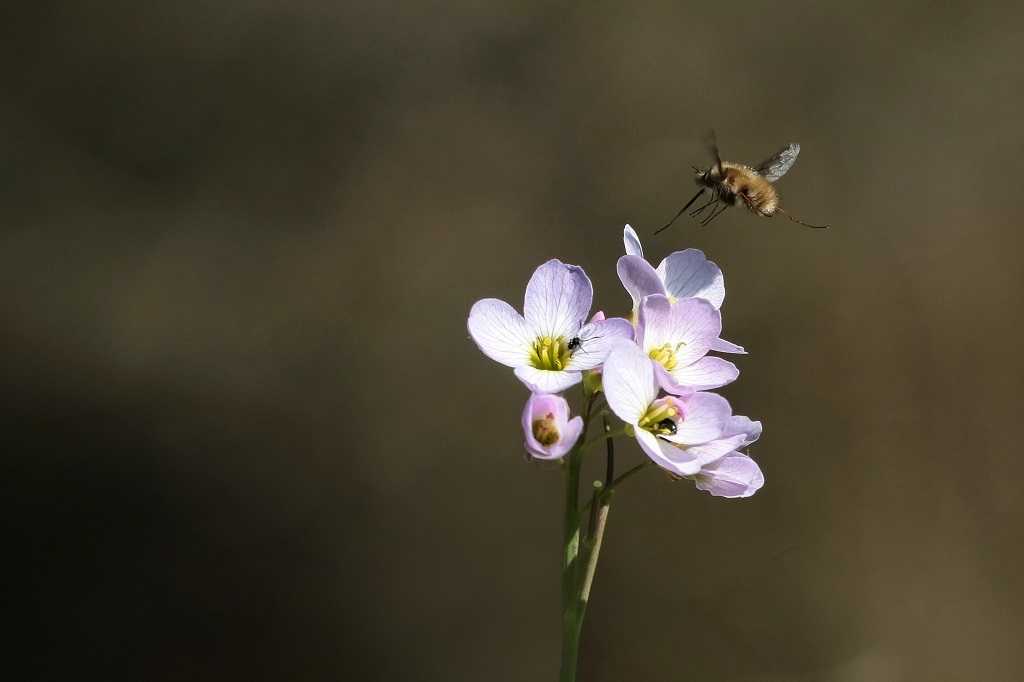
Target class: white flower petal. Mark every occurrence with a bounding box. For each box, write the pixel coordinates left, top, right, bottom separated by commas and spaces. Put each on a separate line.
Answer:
603, 341, 658, 425
657, 249, 725, 309
721, 416, 762, 446
555, 416, 585, 458
617, 255, 665, 311
636, 293, 671, 350
524, 260, 593, 339
653, 361, 695, 396
636, 430, 701, 476
467, 298, 532, 367
666, 433, 747, 466
711, 337, 746, 354
692, 453, 764, 498
623, 224, 644, 257
641, 296, 721, 365
565, 317, 636, 371
514, 365, 582, 394
670, 356, 739, 391
673, 392, 731, 444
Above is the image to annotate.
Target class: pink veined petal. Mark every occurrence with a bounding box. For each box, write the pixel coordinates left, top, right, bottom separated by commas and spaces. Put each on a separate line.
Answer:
636, 293, 671, 349
652, 361, 696, 397
523, 393, 581, 460
721, 416, 762, 446
523, 260, 593, 340
514, 365, 582, 394
692, 453, 764, 498
642, 296, 722, 365
673, 392, 731, 444
635, 429, 701, 476
617, 255, 665, 311
623, 224, 644, 258
665, 433, 747, 466
467, 298, 533, 367
523, 392, 570, 426
602, 341, 658, 425
670, 356, 739, 391
547, 416, 584, 459
565, 317, 636, 371
657, 249, 725, 309
711, 337, 746, 354
523, 393, 561, 457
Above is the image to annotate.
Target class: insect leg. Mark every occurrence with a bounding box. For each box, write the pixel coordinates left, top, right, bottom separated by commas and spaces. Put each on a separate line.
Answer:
689, 189, 719, 217
701, 202, 729, 226
696, 197, 722, 224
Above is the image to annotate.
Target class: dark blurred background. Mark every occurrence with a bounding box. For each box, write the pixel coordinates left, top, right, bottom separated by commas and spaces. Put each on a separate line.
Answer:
3, 1, 1024, 680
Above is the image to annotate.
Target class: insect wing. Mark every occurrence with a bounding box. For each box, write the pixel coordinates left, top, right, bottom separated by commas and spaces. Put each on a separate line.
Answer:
755, 143, 800, 182
705, 129, 724, 175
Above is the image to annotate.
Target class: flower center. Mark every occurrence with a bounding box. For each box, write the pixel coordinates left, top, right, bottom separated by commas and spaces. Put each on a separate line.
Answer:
648, 342, 685, 372
636, 398, 680, 436
532, 412, 560, 446
529, 336, 571, 371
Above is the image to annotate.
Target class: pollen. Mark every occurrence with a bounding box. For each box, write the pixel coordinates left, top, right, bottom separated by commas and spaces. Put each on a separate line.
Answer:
648, 342, 686, 372
636, 399, 680, 435
532, 413, 560, 446
529, 336, 571, 372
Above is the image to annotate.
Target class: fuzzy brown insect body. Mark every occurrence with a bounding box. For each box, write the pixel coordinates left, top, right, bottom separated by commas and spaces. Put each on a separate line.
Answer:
700, 162, 780, 215
655, 134, 827, 233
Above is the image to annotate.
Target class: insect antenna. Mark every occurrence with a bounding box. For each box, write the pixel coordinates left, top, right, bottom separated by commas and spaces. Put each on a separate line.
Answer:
654, 188, 706, 234
776, 206, 829, 229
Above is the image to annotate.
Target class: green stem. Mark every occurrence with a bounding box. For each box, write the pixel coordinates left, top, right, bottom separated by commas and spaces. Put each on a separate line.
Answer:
560, 445, 583, 681
579, 427, 627, 454
578, 460, 655, 520
561, 409, 626, 680
605, 459, 655, 493
577, 486, 612, 627
577, 419, 615, 628
559, 387, 605, 681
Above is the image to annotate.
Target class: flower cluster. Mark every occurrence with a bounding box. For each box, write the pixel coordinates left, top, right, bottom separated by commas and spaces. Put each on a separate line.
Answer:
467, 226, 763, 497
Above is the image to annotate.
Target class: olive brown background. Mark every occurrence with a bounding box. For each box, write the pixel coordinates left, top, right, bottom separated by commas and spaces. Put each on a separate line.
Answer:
4, 2, 1024, 680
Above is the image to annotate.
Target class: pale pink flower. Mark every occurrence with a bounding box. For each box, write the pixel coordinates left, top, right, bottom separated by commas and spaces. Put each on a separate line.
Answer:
602, 341, 734, 476
522, 393, 583, 460
689, 417, 764, 498
637, 294, 738, 394
468, 259, 634, 393
619, 225, 743, 354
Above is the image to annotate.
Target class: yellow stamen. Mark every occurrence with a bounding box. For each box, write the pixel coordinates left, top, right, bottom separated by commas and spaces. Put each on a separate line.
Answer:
637, 399, 680, 435
529, 335, 571, 371
648, 342, 686, 372
532, 412, 560, 446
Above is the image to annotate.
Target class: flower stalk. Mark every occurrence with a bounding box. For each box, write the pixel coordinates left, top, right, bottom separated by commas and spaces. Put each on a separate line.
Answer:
560, 438, 584, 681
560, 408, 621, 681
467, 226, 768, 680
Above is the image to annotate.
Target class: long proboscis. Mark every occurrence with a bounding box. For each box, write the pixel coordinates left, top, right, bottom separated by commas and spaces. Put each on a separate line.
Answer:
776, 206, 829, 229
653, 188, 706, 235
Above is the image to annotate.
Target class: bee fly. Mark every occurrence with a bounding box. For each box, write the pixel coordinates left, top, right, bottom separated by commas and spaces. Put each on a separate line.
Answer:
655, 132, 828, 233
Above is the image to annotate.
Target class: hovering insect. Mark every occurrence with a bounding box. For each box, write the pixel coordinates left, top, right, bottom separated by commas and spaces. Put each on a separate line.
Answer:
654, 132, 828, 233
